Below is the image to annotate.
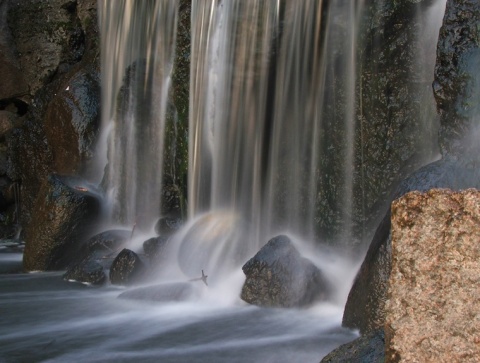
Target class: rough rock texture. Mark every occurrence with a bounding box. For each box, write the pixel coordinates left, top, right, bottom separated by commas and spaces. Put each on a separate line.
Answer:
0, 0, 28, 99
22, 174, 101, 271
343, 156, 480, 334
5, 0, 100, 241
342, 212, 392, 335
241, 235, 331, 308
7, 0, 85, 94
63, 259, 106, 285
43, 68, 100, 175
320, 330, 385, 363
162, 0, 190, 218
433, 0, 480, 156
109, 249, 147, 286
385, 189, 480, 362
343, 0, 480, 336
313, 0, 441, 244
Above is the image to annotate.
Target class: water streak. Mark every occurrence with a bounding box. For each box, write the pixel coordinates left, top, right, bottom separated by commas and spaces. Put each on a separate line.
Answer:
98, 0, 178, 229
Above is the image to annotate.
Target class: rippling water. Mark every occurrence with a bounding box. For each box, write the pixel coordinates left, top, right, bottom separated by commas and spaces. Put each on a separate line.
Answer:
0, 255, 356, 363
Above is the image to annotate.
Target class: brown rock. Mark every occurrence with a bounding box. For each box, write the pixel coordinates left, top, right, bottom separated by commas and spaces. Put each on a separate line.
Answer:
385, 189, 480, 363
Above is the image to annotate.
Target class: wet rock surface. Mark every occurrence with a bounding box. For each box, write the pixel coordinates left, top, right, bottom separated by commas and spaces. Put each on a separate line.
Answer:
154, 216, 183, 237
320, 329, 385, 363
342, 0, 480, 335
241, 235, 331, 308
385, 189, 480, 362
63, 259, 106, 286
433, 0, 480, 155
109, 249, 147, 286
143, 236, 169, 265
22, 174, 101, 271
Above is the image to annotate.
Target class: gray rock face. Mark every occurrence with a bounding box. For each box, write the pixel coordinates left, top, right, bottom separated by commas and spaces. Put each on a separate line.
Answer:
433, 0, 480, 156
385, 189, 480, 362
22, 174, 101, 271
240, 235, 331, 308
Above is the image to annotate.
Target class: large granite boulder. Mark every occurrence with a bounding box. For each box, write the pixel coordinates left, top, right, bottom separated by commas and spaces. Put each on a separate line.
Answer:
385, 189, 480, 362
22, 174, 101, 271
241, 235, 332, 308
433, 0, 480, 156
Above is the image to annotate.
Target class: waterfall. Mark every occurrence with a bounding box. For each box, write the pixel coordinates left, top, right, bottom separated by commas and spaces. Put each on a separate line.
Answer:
98, 0, 178, 229
96, 0, 447, 281
182, 0, 367, 278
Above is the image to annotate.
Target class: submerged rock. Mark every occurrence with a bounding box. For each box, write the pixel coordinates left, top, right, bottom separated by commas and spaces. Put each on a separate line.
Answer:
143, 236, 169, 265
63, 259, 106, 286
154, 216, 182, 237
118, 282, 198, 302
240, 235, 331, 308
109, 249, 147, 286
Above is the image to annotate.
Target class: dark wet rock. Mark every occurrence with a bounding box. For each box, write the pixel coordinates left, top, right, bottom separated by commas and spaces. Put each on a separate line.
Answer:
7, 0, 85, 94
63, 259, 106, 286
109, 249, 147, 286
67, 229, 131, 269
162, 0, 190, 217
0, 111, 17, 140
342, 212, 391, 335
118, 282, 198, 302
154, 216, 182, 237
320, 329, 385, 363
0, 0, 28, 100
85, 229, 131, 257
4, 0, 99, 239
143, 236, 169, 264
434, 0, 480, 156
313, 0, 441, 244
44, 68, 100, 175
343, 0, 480, 335
241, 235, 332, 308
22, 174, 101, 271
161, 178, 185, 218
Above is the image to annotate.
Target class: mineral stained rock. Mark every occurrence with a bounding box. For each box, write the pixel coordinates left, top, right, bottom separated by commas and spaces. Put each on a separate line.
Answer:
385, 189, 480, 363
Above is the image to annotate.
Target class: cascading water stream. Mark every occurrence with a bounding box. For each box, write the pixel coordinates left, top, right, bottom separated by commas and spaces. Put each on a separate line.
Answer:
180, 0, 368, 281
98, 0, 178, 230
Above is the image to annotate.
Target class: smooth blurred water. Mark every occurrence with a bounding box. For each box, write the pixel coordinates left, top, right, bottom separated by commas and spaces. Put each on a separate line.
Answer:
0, 271, 356, 363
